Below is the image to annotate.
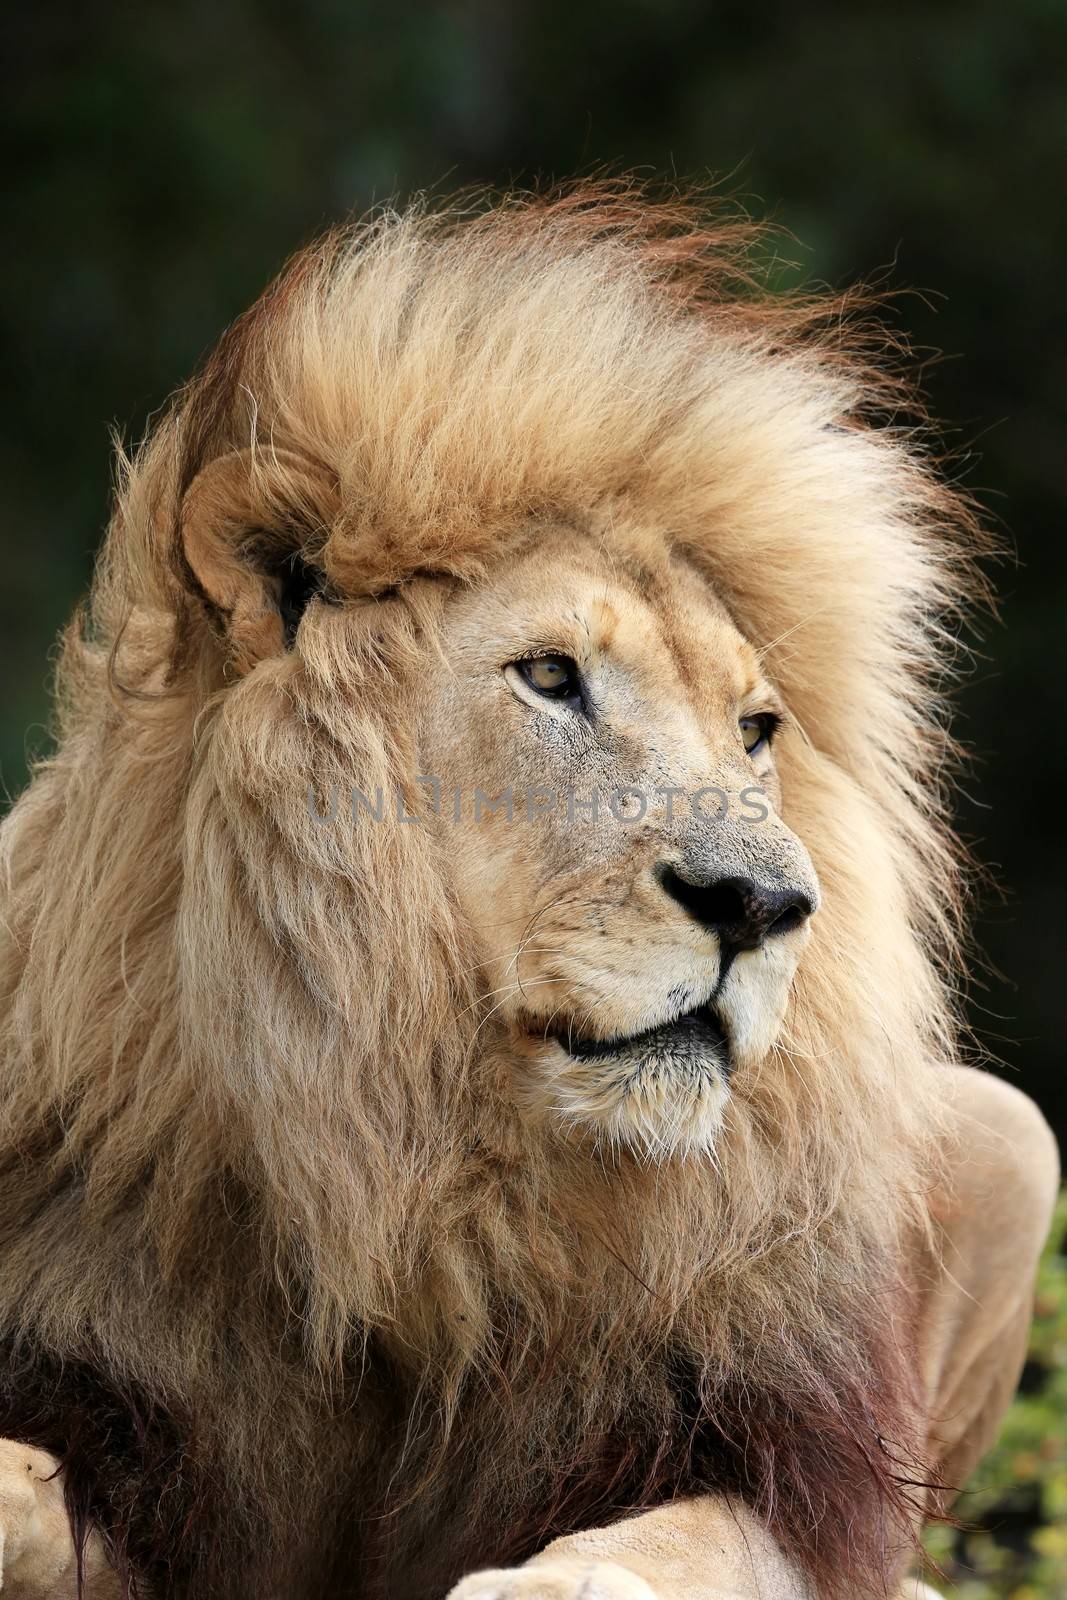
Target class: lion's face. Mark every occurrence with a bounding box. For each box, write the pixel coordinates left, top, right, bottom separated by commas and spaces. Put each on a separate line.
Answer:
421, 529, 819, 1155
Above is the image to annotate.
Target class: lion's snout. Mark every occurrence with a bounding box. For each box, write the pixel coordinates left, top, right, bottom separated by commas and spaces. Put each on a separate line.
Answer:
655, 863, 814, 951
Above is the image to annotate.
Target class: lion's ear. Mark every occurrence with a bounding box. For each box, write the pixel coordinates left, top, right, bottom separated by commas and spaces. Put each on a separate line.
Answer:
179, 448, 338, 674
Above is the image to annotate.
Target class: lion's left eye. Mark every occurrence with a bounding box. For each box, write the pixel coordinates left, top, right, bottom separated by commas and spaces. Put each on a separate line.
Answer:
740, 714, 778, 755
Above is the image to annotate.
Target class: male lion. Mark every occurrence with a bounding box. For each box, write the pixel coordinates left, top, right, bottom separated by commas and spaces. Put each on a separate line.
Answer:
0, 187, 1057, 1600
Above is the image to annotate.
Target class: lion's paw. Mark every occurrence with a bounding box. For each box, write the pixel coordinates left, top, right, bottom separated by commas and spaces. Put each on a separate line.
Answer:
447, 1557, 658, 1600
0, 1439, 78, 1597
0, 1439, 117, 1599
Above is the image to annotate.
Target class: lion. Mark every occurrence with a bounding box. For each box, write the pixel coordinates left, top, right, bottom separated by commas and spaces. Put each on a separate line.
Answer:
0, 185, 1057, 1600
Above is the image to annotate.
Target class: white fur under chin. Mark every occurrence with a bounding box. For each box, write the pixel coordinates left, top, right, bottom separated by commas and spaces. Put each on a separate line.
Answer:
544, 1048, 731, 1160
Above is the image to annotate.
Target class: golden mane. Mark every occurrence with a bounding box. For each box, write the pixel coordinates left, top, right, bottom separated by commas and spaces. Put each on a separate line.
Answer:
0, 184, 988, 1598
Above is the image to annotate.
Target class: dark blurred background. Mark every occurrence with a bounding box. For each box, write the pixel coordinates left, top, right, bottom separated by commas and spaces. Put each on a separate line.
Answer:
3, 1, 1065, 1134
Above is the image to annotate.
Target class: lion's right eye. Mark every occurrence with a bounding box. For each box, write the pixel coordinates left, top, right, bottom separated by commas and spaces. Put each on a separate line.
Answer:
515, 655, 582, 703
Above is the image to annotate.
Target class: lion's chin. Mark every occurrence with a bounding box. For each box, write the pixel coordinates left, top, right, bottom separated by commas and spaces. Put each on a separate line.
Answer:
532, 1002, 733, 1159
550, 1058, 732, 1159
518, 951, 801, 1158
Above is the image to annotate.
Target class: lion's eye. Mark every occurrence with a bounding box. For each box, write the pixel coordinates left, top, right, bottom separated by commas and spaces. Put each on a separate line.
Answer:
517, 655, 581, 702
740, 714, 778, 755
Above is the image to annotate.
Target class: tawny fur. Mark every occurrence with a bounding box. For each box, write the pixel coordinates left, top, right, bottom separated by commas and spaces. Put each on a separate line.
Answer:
0, 185, 988, 1598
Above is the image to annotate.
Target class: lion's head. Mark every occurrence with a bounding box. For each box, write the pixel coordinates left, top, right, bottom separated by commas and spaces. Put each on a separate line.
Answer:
0, 185, 987, 1597
417, 532, 819, 1156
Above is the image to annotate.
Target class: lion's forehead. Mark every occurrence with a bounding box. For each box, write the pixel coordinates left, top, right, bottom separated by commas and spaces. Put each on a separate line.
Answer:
439, 532, 764, 736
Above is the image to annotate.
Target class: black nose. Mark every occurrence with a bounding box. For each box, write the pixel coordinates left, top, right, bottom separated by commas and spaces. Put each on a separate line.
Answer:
657, 865, 812, 950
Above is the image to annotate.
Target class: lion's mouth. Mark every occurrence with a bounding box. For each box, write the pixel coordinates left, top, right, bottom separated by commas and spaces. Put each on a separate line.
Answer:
545, 1000, 730, 1074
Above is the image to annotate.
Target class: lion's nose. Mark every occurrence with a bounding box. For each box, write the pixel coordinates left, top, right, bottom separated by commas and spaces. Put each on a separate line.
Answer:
656, 865, 813, 950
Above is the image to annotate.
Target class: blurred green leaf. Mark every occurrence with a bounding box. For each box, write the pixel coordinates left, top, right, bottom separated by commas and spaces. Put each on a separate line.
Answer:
923, 1194, 1067, 1598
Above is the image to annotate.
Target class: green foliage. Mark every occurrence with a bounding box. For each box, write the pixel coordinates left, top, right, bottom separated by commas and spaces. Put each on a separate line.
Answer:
923, 1192, 1067, 1599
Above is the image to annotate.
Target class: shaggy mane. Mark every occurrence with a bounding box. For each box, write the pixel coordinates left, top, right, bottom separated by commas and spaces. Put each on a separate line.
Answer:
0, 183, 988, 1599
